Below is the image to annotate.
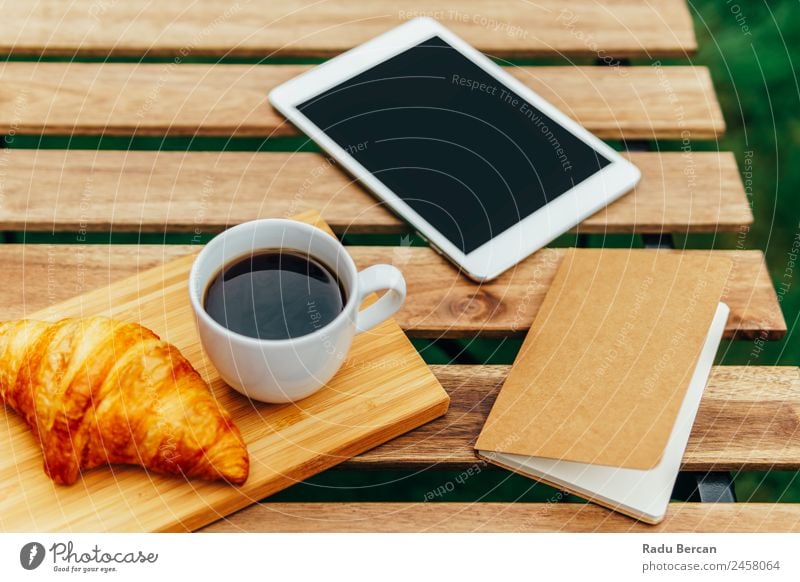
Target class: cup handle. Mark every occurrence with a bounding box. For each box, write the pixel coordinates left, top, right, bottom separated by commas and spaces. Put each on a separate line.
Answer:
354, 264, 407, 334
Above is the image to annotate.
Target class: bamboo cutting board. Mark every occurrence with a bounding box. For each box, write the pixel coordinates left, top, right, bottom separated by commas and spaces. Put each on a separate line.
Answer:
0, 210, 449, 532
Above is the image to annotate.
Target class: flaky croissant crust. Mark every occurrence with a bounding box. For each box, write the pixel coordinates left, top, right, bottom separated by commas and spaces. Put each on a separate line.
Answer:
0, 317, 249, 486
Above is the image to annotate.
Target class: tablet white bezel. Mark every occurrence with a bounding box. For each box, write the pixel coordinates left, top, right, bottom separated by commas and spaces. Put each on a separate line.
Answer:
269, 17, 641, 281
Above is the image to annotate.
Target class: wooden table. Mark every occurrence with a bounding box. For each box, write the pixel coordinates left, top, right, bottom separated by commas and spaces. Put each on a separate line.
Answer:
1, 0, 797, 532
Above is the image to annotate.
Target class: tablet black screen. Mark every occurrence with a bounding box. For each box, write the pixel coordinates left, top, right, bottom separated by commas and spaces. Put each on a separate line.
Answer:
298, 35, 610, 254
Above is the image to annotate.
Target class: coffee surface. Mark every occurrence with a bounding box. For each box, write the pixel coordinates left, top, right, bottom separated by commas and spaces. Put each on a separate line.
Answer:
204, 250, 346, 340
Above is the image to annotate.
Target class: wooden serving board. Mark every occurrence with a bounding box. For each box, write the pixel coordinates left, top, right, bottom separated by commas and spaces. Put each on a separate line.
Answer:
0, 210, 449, 532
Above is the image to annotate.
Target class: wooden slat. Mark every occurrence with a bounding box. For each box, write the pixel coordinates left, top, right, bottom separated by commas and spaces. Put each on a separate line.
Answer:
0, 150, 751, 234
0, 64, 723, 139
345, 365, 800, 472
1, 1, 696, 59
0, 246, 784, 340
356, 248, 783, 340
201, 503, 800, 532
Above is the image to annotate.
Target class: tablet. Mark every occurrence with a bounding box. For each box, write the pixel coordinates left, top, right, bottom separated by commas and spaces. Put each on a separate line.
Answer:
269, 17, 641, 281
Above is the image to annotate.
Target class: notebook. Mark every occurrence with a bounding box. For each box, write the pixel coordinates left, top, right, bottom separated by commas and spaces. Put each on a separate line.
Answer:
475, 249, 732, 523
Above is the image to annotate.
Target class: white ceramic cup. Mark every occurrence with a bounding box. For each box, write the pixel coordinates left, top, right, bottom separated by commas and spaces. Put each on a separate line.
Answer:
188, 219, 407, 403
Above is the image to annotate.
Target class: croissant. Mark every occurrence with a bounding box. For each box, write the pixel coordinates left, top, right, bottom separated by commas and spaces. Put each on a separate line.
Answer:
0, 317, 249, 486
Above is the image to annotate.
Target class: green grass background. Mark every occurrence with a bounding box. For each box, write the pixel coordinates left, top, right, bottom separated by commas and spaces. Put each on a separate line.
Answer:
4, 0, 798, 505
684, 0, 799, 502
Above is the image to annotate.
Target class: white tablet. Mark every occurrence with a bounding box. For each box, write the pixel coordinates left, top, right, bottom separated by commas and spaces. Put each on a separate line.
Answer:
269, 17, 641, 281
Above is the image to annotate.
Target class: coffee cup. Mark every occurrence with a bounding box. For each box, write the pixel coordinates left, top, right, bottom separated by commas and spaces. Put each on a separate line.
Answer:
188, 219, 406, 403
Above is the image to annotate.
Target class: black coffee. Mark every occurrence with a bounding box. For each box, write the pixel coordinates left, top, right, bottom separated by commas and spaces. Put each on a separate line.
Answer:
204, 250, 346, 340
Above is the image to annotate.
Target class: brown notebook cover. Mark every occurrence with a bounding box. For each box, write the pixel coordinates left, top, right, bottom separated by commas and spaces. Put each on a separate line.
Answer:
475, 249, 731, 470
